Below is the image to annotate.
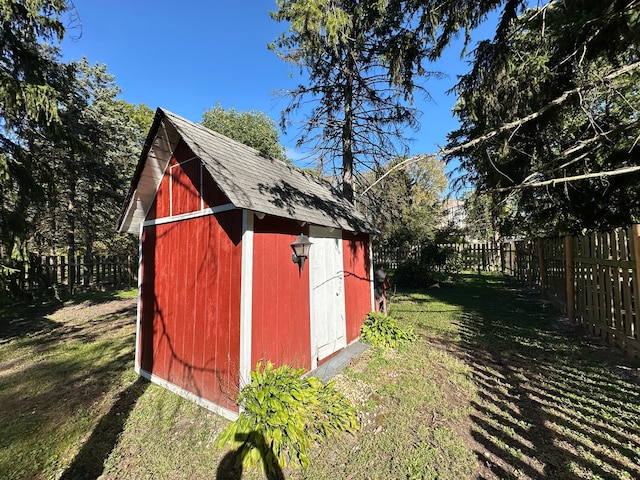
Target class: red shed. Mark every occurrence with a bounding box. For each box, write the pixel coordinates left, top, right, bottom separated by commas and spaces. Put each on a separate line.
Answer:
117, 108, 375, 419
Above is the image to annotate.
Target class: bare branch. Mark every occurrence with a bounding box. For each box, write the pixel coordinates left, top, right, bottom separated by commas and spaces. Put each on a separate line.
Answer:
490, 165, 640, 193
359, 61, 640, 197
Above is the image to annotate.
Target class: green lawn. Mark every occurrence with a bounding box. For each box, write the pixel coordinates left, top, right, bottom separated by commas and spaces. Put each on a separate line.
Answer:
2, 275, 640, 479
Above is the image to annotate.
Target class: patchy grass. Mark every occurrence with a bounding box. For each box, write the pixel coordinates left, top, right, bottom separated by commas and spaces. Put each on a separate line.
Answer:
0, 292, 139, 480
2, 275, 640, 479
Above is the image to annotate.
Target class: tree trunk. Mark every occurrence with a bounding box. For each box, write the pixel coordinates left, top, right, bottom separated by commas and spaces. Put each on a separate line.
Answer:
83, 189, 95, 287
341, 42, 355, 203
66, 173, 76, 294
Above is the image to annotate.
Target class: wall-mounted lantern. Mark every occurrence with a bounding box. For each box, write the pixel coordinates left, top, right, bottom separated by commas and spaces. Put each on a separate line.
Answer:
290, 233, 312, 272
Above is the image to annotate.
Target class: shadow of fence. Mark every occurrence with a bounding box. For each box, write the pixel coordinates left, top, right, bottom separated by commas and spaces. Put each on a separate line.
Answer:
426, 274, 640, 479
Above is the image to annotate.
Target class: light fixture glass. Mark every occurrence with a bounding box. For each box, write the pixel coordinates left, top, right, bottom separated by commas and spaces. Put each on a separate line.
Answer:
290, 233, 312, 271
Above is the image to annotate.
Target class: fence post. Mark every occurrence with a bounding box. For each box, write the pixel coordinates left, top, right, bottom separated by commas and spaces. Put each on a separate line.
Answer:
631, 225, 640, 337
565, 235, 575, 322
537, 238, 547, 299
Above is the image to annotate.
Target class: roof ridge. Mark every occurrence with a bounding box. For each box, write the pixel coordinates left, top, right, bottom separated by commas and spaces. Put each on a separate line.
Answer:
160, 107, 355, 207
117, 107, 374, 234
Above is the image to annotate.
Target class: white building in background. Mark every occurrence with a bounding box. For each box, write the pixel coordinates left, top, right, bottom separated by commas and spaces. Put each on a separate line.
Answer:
441, 198, 467, 230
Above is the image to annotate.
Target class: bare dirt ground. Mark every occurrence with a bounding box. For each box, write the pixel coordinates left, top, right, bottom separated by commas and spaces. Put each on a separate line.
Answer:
46, 297, 137, 323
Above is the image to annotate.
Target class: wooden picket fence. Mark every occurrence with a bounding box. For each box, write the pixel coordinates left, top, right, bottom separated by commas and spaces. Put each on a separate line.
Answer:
503, 227, 640, 357
438, 242, 502, 272
374, 227, 640, 356
2, 254, 137, 300
373, 241, 502, 272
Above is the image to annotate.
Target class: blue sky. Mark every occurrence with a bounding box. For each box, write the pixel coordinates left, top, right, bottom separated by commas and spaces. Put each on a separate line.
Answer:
60, 1, 496, 174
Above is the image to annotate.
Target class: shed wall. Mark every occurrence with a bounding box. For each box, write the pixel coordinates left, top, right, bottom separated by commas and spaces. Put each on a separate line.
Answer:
251, 216, 311, 371
147, 140, 230, 220
342, 232, 373, 343
139, 149, 243, 412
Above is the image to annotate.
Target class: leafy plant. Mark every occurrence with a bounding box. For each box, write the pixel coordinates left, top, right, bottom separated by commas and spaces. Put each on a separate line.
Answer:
360, 312, 418, 348
391, 243, 463, 288
216, 361, 358, 473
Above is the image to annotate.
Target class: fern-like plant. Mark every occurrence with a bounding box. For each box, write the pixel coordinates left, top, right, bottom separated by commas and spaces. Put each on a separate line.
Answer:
360, 312, 417, 348
216, 361, 358, 473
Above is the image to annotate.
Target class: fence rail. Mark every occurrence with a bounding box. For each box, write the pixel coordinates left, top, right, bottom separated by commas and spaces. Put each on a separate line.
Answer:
2, 255, 137, 300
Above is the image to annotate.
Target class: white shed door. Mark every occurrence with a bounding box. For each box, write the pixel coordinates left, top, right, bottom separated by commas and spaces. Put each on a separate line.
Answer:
309, 226, 346, 368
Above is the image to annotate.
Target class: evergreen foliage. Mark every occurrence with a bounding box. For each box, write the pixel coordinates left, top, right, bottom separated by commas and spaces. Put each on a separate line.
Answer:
1, 2, 153, 283
0, 0, 70, 261
0, 0, 68, 128
269, 0, 527, 201
448, 0, 640, 235
270, 0, 433, 200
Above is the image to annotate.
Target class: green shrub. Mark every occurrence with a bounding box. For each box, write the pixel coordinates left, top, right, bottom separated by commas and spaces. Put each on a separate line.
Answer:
392, 261, 438, 288
360, 312, 418, 348
216, 361, 358, 473
391, 244, 463, 288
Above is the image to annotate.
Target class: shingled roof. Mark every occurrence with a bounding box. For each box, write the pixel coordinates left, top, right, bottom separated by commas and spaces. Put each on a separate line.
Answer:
117, 108, 374, 234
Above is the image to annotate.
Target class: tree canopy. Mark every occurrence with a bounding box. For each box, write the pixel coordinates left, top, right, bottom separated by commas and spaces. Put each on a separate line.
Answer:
1, 0, 71, 261
448, 0, 640, 236
269, 0, 524, 202
270, 0, 422, 201
0, 0, 68, 128
362, 156, 447, 248
201, 104, 288, 162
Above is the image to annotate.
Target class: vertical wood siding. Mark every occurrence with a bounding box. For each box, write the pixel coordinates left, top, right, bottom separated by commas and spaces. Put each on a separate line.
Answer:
251, 216, 311, 371
146, 140, 230, 221
170, 156, 201, 216
139, 211, 243, 412
343, 232, 373, 343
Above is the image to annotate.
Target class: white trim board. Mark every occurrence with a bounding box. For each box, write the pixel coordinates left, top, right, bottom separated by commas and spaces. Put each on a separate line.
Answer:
369, 236, 375, 311
136, 366, 239, 421
142, 203, 235, 228
134, 222, 144, 370
239, 211, 254, 392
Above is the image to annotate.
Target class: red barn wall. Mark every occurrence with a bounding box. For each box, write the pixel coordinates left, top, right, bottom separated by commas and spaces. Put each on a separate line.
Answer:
251, 216, 311, 371
343, 232, 372, 343
138, 141, 242, 413
146, 140, 230, 220
139, 212, 243, 412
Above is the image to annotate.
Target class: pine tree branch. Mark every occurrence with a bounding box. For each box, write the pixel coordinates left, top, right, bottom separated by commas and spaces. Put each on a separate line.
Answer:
360, 60, 640, 197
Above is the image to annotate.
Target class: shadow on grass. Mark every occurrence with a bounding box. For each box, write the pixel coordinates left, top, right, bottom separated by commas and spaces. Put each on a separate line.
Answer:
0, 291, 139, 479
216, 432, 284, 480
0, 287, 136, 344
415, 273, 640, 479
60, 378, 149, 480
0, 303, 60, 343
